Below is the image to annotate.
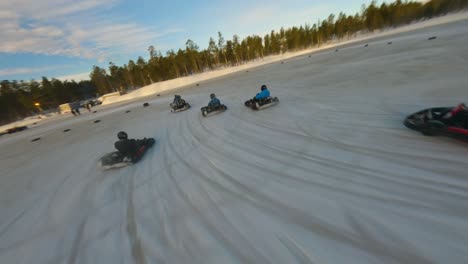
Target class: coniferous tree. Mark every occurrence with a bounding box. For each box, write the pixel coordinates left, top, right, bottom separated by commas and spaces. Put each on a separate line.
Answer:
90, 66, 111, 95
186, 39, 201, 73
218, 32, 228, 65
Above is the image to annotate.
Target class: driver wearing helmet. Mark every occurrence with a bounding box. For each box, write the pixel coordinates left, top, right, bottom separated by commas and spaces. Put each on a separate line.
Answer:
443, 103, 468, 126
208, 93, 221, 109
173, 95, 184, 107
254, 84, 270, 101
114, 131, 145, 157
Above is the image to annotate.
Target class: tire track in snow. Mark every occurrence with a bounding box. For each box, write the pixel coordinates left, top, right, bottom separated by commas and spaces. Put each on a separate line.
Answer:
160, 118, 272, 263
126, 173, 147, 264
277, 234, 316, 264
184, 104, 456, 263
67, 218, 87, 264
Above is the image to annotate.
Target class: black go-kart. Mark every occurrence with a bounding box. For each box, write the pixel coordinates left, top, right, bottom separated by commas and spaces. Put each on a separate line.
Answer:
404, 106, 468, 139
201, 104, 227, 117
99, 138, 155, 170
170, 101, 190, 113
244, 96, 279, 110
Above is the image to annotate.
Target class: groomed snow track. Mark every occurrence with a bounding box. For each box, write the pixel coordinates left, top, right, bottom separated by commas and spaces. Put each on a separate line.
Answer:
1, 20, 468, 264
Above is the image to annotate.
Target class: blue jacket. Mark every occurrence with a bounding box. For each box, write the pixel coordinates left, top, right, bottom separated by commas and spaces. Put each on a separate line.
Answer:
255, 89, 270, 100
208, 97, 221, 108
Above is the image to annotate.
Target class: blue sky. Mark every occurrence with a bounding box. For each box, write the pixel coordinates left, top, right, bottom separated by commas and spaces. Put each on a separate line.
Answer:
0, 0, 394, 81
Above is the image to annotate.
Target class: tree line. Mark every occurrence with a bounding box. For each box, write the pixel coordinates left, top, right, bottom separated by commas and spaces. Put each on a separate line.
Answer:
1, 0, 467, 125
0, 78, 96, 124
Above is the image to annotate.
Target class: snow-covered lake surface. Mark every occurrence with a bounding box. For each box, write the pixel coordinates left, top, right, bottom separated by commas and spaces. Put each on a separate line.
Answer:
1, 18, 468, 264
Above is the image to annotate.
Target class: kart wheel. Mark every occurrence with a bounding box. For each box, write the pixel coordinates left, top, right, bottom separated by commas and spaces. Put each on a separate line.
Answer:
421, 120, 445, 136
427, 120, 445, 129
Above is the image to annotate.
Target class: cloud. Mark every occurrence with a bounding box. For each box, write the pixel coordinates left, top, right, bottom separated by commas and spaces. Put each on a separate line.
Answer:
0, 10, 18, 19
0, 65, 70, 77
0, 0, 182, 61
0, 0, 117, 20
56, 72, 90, 82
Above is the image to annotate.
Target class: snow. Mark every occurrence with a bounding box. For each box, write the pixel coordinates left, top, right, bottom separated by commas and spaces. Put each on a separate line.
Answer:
1, 17, 468, 264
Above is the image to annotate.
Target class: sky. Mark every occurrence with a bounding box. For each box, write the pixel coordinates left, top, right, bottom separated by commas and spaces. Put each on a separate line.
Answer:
0, 0, 412, 81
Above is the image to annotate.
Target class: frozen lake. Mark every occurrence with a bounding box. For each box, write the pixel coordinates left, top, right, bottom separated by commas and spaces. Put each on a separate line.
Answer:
1, 18, 468, 264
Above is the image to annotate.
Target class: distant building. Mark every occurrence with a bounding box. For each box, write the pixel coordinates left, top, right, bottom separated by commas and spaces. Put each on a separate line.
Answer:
58, 101, 81, 114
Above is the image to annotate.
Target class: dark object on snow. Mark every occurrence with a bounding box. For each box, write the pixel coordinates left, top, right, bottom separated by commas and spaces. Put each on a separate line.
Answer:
196, 83, 200, 86
63, 129, 71, 132
93, 111, 97, 113
33, 122, 37, 125
6, 126, 28, 134
157, 94, 160, 96
201, 104, 227, 117
143, 102, 149, 107
308, 55, 311, 57
246, 70, 249, 72
364, 44, 369, 47
31, 138, 41, 142
126, 110, 131, 113
94, 120, 101, 123
428, 36, 437, 40
404, 105, 468, 139
387, 42, 393, 45
245, 97, 279, 110
100, 138, 155, 170
281, 61, 284, 64
170, 100, 190, 113
335, 49, 339, 52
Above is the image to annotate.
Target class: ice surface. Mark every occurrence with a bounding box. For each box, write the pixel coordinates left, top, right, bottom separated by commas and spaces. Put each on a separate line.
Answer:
1, 18, 468, 264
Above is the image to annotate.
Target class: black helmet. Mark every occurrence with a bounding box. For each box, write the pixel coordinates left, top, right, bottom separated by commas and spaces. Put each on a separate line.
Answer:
210, 93, 215, 99
117, 131, 128, 140
261, 84, 267, 91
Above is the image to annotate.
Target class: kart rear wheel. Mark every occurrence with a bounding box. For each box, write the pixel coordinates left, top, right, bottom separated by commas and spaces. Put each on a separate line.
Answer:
421, 120, 445, 136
